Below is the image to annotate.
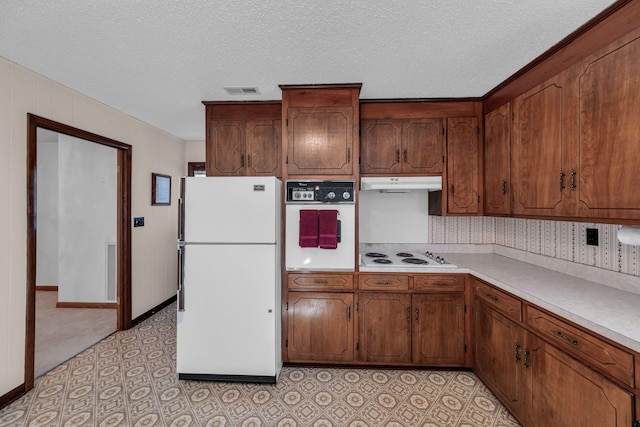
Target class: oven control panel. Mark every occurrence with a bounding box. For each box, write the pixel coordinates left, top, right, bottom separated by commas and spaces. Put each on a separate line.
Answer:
286, 180, 355, 204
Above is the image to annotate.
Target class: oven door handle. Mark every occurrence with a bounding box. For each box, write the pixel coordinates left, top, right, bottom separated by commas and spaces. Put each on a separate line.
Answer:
337, 219, 341, 243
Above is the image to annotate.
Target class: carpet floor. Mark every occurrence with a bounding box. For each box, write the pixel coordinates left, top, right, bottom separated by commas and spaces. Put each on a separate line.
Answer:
0, 303, 521, 426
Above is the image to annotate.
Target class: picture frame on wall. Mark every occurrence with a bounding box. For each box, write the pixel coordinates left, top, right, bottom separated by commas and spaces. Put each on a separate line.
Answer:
152, 173, 171, 206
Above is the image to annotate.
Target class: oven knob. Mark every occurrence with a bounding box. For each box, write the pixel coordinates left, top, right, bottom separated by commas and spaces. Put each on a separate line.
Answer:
342, 191, 351, 200
294, 192, 301, 199
327, 191, 336, 200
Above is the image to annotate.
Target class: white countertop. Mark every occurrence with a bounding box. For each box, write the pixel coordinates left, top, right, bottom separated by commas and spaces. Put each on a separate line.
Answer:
361, 247, 640, 353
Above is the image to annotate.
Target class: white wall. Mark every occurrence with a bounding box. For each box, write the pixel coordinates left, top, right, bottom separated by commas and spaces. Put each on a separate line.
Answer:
0, 56, 186, 397
35, 139, 59, 286
57, 134, 117, 302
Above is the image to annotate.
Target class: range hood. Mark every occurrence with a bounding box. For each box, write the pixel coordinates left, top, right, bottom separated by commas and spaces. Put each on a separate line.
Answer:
360, 176, 442, 192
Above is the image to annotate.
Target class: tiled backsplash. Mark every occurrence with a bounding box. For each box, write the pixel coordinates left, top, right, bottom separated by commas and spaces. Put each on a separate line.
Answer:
429, 216, 640, 277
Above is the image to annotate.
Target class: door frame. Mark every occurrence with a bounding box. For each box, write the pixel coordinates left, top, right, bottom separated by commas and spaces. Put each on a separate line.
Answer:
25, 113, 132, 390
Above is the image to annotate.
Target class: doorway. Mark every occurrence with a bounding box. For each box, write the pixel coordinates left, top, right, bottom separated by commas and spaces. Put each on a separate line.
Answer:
26, 114, 132, 391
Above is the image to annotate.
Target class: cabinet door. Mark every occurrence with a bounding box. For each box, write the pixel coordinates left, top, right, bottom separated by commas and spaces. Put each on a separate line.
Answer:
484, 103, 511, 215
358, 293, 412, 363
413, 293, 465, 366
512, 70, 576, 217
402, 119, 444, 173
246, 120, 281, 177
577, 35, 640, 220
207, 121, 245, 176
526, 334, 633, 427
360, 119, 403, 174
287, 292, 354, 362
447, 117, 479, 214
473, 299, 526, 422
287, 106, 353, 175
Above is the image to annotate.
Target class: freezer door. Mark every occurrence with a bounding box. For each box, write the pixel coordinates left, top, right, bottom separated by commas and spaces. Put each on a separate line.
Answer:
176, 244, 280, 377
183, 176, 281, 244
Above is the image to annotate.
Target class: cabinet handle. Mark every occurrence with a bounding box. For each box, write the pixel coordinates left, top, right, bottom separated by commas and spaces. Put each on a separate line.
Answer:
523, 350, 530, 370
247, 154, 252, 167
485, 293, 498, 302
551, 329, 579, 346
451, 184, 455, 195
403, 149, 408, 162
434, 282, 448, 287
406, 307, 411, 321
396, 149, 400, 163
415, 308, 419, 322
313, 280, 329, 284
502, 180, 507, 195
515, 341, 521, 364
376, 281, 392, 285
560, 171, 565, 191
347, 148, 351, 163
570, 169, 577, 190
240, 154, 245, 167
347, 305, 351, 320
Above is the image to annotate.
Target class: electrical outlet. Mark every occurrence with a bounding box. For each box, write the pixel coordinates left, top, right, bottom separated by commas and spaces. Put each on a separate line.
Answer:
586, 228, 598, 246
134, 217, 145, 227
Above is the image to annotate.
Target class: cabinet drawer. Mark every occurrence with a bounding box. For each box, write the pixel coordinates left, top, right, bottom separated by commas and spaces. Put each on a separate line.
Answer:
473, 280, 522, 322
414, 274, 465, 292
359, 275, 409, 291
526, 305, 634, 387
288, 274, 354, 291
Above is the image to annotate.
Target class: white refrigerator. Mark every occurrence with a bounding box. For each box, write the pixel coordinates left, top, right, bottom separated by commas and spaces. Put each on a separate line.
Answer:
176, 176, 282, 383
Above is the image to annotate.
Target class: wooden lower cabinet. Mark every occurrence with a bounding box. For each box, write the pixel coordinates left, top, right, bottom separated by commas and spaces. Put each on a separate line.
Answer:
412, 293, 465, 365
358, 293, 411, 363
286, 292, 354, 362
474, 298, 526, 422
474, 297, 634, 427
526, 334, 633, 427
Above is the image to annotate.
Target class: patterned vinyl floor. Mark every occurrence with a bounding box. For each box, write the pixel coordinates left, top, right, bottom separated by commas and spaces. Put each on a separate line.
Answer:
0, 303, 521, 427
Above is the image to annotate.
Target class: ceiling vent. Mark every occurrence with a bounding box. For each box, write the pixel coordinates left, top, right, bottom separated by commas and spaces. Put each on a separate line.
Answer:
223, 86, 260, 95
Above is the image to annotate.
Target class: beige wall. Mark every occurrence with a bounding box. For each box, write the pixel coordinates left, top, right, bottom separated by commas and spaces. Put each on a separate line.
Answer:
185, 140, 205, 164
0, 57, 185, 396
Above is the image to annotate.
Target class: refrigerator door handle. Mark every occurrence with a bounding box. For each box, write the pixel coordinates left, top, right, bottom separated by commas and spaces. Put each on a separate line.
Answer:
177, 244, 185, 311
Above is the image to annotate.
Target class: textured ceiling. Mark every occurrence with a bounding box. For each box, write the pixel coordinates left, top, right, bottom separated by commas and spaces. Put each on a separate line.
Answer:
0, 0, 616, 141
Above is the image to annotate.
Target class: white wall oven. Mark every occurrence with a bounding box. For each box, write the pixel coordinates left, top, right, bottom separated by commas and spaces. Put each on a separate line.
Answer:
285, 180, 355, 271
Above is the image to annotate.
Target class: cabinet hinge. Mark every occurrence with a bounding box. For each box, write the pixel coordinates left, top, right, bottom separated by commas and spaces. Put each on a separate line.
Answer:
285, 339, 288, 347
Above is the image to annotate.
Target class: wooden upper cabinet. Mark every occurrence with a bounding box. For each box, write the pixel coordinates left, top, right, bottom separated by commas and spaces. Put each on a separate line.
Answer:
512, 69, 577, 217
576, 33, 640, 220
447, 117, 479, 215
484, 103, 512, 215
207, 121, 245, 176
360, 118, 444, 175
286, 106, 353, 175
360, 119, 403, 174
204, 102, 281, 177
281, 84, 361, 178
245, 120, 281, 176
402, 119, 444, 174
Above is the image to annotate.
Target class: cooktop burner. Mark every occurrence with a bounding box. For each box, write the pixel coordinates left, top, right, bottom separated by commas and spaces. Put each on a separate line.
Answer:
365, 252, 388, 258
360, 250, 457, 269
402, 257, 429, 265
